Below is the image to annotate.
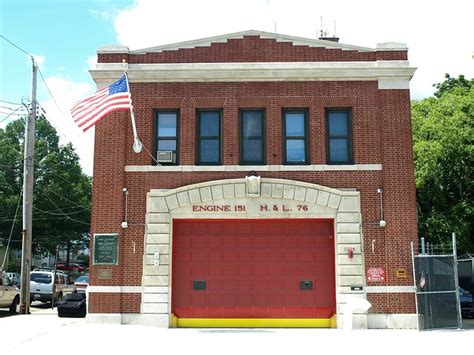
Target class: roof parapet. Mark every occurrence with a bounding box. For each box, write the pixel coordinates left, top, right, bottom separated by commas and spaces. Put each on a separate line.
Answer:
376, 42, 408, 52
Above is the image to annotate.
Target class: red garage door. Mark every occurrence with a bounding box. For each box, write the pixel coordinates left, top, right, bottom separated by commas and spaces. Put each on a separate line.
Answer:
172, 219, 335, 319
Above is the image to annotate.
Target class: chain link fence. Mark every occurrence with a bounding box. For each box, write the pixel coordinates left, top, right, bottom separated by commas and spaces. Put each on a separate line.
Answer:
411, 234, 462, 330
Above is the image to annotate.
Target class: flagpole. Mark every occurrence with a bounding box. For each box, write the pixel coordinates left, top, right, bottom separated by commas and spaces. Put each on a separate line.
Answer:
123, 60, 142, 153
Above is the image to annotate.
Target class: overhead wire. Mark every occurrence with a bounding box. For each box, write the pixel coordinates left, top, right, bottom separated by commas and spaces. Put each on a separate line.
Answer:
1, 187, 23, 270
36, 185, 90, 225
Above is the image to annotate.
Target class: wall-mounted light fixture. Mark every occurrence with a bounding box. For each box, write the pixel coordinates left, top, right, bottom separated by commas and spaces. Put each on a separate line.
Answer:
121, 187, 129, 228
377, 188, 386, 228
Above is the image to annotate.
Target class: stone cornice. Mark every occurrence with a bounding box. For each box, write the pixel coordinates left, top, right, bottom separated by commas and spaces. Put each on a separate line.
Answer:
90, 61, 416, 86
125, 164, 382, 173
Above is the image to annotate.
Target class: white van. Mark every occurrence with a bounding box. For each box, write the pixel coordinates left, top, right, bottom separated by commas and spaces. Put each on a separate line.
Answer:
30, 270, 76, 303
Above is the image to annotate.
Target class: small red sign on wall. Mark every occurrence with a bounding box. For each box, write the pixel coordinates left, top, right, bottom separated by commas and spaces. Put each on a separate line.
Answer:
367, 267, 385, 282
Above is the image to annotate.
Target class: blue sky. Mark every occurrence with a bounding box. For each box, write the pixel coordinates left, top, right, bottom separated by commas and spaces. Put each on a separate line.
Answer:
1, 0, 473, 176
0, 0, 131, 105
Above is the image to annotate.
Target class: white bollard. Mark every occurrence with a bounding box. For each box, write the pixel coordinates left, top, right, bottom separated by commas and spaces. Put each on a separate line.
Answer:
343, 298, 372, 330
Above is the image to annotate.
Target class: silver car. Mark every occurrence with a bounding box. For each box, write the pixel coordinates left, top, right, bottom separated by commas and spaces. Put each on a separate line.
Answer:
0, 271, 20, 313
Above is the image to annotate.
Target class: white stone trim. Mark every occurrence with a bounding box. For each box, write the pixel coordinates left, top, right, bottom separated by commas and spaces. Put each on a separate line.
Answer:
365, 286, 416, 293
376, 42, 408, 51
88, 286, 143, 293
86, 313, 169, 327
125, 164, 382, 173
90, 61, 415, 85
367, 314, 418, 329
378, 78, 411, 90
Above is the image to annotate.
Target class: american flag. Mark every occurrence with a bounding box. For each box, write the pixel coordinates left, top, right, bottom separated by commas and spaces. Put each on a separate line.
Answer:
71, 75, 131, 132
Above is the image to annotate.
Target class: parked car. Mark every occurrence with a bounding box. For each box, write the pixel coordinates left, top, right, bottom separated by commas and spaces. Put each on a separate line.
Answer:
4, 272, 21, 287
56, 263, 85, 272
57, 292, 86, 318
30, 270, 76, 304
74, 275, 89, 294
460, 287, 473, 318
0, 271, 20, 314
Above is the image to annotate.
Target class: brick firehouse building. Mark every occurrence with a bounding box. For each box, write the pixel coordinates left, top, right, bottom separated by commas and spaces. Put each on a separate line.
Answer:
87, 30, 418, 329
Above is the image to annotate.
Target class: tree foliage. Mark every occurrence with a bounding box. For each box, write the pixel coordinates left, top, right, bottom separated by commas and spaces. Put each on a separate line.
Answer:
0, 116, 91, 261
413, 75, 473, 253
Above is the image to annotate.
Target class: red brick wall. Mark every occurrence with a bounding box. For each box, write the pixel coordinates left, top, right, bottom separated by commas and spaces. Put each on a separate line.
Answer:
89, 293, 141, 313
367, 293, 416, 314
98, 35, 407, 64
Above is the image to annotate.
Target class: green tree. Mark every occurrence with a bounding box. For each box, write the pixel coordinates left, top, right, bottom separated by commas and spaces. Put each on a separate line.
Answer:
413, 75, 473, 253
0, 116, 91, 264
433, 73, 474, 98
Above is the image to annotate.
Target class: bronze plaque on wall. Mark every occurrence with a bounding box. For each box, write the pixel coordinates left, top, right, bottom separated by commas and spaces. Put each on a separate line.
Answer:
93, 233, 119, 265
97, 269, 113, 280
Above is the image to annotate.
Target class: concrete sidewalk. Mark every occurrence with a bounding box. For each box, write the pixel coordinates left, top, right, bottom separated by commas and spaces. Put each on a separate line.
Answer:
1, 307, 472, 354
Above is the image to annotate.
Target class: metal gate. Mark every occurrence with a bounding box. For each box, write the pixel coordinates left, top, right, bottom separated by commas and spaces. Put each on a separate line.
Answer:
411, 234, 462, 330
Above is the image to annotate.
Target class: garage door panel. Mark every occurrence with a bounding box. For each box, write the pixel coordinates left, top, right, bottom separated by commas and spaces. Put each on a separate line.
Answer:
268, 294, 284, 306
191, 264, 207, 276
192, 251, 207, 262
208, 238, 221, 248
238, 264, 252, 276
268, 279, 284, 291
238, 279, 252, 291
207, 279, 222, 291
254, 238, 267, 249
172, 219, 335, 319
268, 264, 282, 277
222, 280, 236, 291
284, 264, 299, 276
222, 264, 238, 277
190, 294, 207, 306
254, 264, 268, 277
299, 262, 315, 275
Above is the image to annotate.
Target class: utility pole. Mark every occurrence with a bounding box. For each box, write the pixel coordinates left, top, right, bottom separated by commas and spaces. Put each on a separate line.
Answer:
20, 58, 37, 314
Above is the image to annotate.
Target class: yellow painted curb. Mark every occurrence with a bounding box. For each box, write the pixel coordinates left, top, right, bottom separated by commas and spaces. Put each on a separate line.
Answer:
176, 317, 333, 328
170, 313, 178, 328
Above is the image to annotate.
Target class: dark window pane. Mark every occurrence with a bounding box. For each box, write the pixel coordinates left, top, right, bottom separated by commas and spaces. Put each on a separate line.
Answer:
285, 112, 305, 136
242, 139, 262, 162
200, 139, 219, 163
286, 139, 306, 162
200, 111, 220, 137
242, 111, 262, 138
328, 111, 348, 136
329, 139, 349, 162
158, 140, 176, 151
158, 113, 177, 137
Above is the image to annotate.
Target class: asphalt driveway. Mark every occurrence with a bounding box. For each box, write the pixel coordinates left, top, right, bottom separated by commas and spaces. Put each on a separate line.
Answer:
1, 307, 473, 354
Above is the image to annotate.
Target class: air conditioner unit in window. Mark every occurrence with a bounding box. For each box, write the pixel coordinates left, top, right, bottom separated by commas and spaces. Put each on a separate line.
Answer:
156, 150, 174, 163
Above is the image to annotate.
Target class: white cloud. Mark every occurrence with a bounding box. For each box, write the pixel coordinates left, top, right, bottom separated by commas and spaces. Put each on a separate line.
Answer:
87, 55, 97, 70
90, 9, 114, 22
26, 54, 46, 71
33, 54, 45, 67
40, 76, 95, 176
113, 0, 474, 99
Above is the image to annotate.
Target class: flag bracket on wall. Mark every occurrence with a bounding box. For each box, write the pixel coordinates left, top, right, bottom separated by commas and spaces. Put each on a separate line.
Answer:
70, 62, 142, 154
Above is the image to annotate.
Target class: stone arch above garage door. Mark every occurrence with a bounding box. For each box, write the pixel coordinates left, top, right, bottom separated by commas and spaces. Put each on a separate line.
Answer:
142, 178, 365, 328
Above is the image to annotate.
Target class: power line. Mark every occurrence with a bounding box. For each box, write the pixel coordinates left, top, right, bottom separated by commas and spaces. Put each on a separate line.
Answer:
0, 35, 33, 58
33, 205, 88, 216
1, 187, 22, 269
0, 105, 28, 122
0, 99, 23, 106
39, 189, 90, 226
36, 67, 69, 121
0, 105, 26, 111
